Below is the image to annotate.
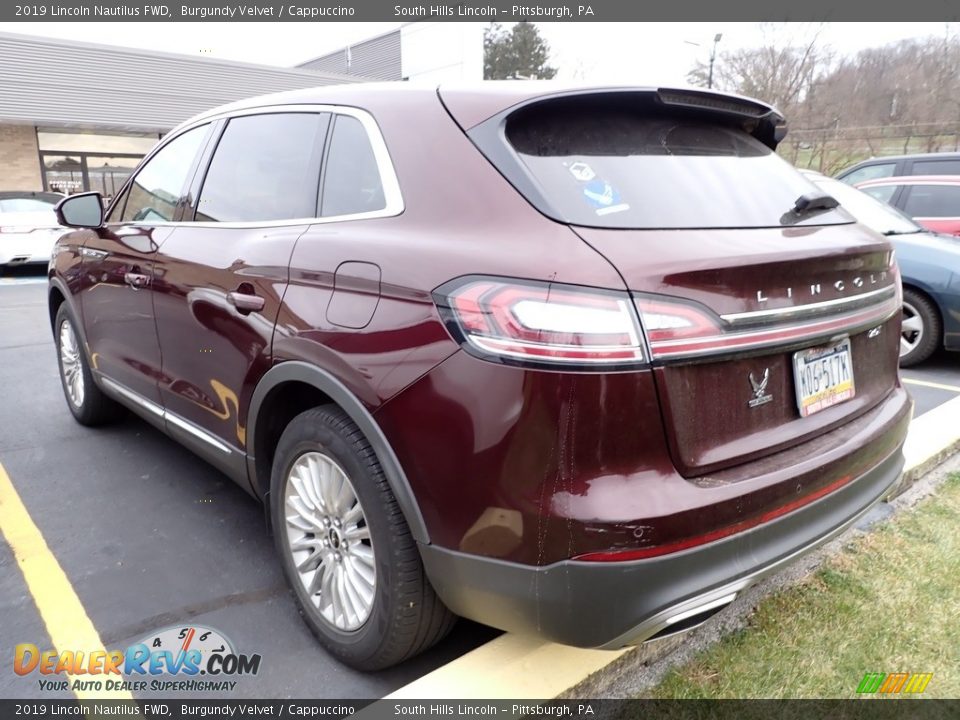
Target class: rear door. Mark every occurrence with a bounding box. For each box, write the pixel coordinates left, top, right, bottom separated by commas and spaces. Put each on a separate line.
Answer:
151, 111, 329, 475
456, 90, 902, 476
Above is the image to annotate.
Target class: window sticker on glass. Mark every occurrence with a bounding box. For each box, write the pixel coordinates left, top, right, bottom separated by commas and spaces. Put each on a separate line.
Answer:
563, 160, 630, 216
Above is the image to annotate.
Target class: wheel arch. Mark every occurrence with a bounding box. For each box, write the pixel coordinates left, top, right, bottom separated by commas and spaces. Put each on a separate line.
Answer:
247, 361, 430, 544
48, 278, 96, 365
48, 278, 71, 330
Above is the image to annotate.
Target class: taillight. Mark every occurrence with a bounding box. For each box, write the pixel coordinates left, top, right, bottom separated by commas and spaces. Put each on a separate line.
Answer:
434, 278, 646, 368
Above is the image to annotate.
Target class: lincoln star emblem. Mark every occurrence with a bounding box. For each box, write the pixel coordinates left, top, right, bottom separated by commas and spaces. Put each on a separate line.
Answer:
748, 368, 773, 408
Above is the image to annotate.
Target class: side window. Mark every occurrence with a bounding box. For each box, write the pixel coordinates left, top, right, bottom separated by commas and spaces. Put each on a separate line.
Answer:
195, 113, 328, 223
841, 163, 896, 186
320, 115, 386, 217
861, 184, 898, 204
911, 159, 960, 176
120, 126, 208, 223
902, 185, 960, 217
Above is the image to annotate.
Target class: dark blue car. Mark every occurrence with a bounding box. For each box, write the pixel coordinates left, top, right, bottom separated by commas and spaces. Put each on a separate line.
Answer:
806, 171, 960, 366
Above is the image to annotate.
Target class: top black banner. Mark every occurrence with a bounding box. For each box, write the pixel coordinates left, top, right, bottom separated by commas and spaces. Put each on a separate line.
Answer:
4, 0, 960, 22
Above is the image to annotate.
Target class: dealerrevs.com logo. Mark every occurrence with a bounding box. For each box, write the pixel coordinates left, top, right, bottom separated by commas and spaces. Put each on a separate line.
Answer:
14, 625, 261, 693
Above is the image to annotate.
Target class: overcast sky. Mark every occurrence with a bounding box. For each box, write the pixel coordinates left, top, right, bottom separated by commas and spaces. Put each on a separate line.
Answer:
2, 22, 953, 84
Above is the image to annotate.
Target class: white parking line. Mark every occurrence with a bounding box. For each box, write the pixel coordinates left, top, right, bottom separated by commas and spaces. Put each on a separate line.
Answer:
0, 277, 47, 285
902, 377, 960, 394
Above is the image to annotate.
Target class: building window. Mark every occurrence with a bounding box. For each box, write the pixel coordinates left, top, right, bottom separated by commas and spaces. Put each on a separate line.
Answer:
37, 129, 161, 202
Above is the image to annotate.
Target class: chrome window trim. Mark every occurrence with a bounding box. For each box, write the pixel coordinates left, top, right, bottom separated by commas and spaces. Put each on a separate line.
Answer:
720, 285, 896, 326
111, 104, 404, 230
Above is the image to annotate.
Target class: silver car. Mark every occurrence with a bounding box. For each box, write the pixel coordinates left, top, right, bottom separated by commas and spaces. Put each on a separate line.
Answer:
0, 191, 66, 268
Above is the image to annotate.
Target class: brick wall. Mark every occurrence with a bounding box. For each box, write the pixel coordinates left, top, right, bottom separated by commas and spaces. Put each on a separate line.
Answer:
0, 124, 42, 191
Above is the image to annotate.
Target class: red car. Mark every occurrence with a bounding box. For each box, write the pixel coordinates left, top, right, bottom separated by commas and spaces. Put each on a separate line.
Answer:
49, 84, 911, 670
856, 175, 960, 236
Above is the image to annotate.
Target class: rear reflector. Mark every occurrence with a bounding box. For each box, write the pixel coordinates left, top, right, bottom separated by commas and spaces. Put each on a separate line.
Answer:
575, 473, 854, 562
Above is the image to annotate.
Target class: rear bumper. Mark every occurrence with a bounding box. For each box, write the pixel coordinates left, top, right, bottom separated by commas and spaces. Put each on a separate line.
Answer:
0, 239, 51, 266
419, 436, 905, 648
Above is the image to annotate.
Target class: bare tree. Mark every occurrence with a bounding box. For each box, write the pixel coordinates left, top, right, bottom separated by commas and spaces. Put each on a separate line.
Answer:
686, 23, 960, 171
687, 23, 833, 121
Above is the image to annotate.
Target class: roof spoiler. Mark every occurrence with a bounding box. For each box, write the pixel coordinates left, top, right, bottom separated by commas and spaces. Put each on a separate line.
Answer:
655, 88, 787, 149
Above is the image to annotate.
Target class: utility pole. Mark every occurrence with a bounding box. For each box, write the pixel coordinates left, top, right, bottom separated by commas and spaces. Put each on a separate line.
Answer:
685, 33, 724, 90
708, 33, 723, 89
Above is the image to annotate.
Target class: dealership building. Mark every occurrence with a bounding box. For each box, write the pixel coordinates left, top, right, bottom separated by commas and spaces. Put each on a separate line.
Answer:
0, 32, 357, 196
0, 25, 483, 197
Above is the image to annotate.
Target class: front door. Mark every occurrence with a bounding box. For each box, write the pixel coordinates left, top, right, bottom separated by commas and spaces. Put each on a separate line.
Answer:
78, 125, 211, 405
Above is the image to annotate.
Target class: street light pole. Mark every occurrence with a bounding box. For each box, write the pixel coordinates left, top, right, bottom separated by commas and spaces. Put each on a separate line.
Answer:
708, 32, 723, 90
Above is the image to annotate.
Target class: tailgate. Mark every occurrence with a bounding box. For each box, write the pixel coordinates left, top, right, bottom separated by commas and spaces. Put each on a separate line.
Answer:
576, 224, 900, 476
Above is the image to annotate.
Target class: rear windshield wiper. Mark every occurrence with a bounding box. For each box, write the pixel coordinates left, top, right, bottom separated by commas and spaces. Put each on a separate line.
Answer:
779, 191, 841, 226
791, 191, 840, 215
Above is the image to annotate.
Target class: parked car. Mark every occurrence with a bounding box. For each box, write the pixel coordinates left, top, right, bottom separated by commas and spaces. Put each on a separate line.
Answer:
836, 151, 960, 186
49, 84, 912, 670
804, 171, 960, 366
0, 191, 65, 268
854, 175, 960, 237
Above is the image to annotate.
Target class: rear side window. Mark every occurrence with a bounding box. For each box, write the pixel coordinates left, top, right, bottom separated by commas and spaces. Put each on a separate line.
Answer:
320, 115, 386, 217
911, 159, 960, 175
902, 185, 960, 217
121, 125, 207, 223
505, 103, 847, 229
196, 113, 328, 223
861, 185, 898, 204
840, 163, 896, 185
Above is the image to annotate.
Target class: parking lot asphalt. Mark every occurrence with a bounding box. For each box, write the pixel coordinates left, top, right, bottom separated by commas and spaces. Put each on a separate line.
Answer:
0, 272, 497, 700
1, 267, 958, 700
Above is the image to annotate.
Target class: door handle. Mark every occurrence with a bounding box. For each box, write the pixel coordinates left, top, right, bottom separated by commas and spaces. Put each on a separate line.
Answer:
227, 290, 265, 313
124, 272, 150, 289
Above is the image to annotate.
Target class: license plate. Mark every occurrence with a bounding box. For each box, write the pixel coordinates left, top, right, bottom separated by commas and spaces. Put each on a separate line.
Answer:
792, 337, 855, 418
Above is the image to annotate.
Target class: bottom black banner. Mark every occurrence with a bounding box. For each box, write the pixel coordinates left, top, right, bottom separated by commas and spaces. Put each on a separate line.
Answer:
2, 699, 958, 720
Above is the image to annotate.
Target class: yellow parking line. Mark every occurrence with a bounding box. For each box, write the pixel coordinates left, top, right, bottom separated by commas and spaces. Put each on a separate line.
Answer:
902, 377, 960, 393
0, 462, 133, 700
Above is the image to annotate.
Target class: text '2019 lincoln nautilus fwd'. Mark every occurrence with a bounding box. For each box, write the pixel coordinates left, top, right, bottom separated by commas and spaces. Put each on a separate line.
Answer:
49, 83, 911, 670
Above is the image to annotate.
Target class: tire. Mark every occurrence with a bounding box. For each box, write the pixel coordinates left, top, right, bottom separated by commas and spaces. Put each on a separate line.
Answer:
54, 304, 122, 426
899, 289, 941, 367
270, 406, 455, 670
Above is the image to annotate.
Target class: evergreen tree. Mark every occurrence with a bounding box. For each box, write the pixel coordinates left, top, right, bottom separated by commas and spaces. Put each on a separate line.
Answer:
484, 22, 558, 80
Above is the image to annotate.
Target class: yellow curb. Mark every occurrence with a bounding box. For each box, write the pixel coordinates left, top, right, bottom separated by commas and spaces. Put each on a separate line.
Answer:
901, 393, 960, 483
386, 634, 628, 700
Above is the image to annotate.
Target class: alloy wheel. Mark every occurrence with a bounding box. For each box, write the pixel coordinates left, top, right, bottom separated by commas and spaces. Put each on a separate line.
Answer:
59, 319, 85, 408
900, 301, 924, 358
283, 451, 376, 631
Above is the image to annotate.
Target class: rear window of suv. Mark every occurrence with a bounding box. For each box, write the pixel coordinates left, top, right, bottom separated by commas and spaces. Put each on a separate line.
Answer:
505, 102, 850, 230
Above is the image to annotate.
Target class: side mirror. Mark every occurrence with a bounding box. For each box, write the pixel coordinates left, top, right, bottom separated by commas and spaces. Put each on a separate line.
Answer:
55, 192, 105, 229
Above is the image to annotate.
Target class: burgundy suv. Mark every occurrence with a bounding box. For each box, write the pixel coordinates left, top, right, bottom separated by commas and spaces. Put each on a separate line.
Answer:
49, 84, 911, 670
